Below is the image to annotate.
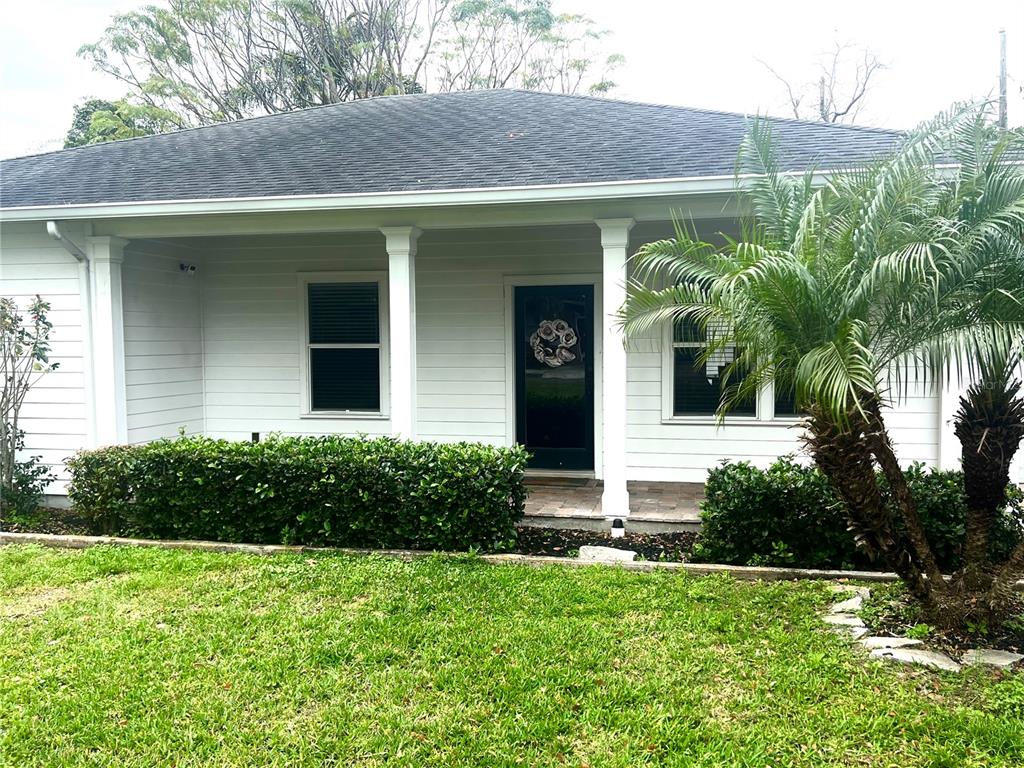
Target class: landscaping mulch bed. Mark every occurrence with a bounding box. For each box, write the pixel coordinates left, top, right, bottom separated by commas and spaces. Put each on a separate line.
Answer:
514, 525, 696, 562
1, 507, 93, 537
6, 508, 700, 562
860, 582, 1024, 657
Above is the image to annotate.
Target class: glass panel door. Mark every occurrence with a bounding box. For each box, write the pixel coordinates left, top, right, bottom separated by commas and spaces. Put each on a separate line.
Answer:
514, 284, 594, 470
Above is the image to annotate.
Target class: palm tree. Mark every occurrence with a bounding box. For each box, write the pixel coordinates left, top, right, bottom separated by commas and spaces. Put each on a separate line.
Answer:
955, 355, 1024, 593
935, 119, 1024, 599
621, 106, 1024, 626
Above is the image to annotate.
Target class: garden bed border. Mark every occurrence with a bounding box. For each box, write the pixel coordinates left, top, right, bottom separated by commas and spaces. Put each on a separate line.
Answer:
4, 531, 1023, 589
0, 530, 914, 583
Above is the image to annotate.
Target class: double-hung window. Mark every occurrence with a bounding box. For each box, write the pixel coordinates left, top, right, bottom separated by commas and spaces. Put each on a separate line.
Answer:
666, 317, 756, 418
664, 317, 801, 421
300, 274, 388, 415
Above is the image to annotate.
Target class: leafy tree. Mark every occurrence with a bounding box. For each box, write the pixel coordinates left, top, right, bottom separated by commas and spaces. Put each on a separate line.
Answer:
75, 0, 620, 139
1, 296, 58, 520
77, 0, 453, 126
621, 106, 1024, 628
432, 1, 621, 94
64, 98, 182, 148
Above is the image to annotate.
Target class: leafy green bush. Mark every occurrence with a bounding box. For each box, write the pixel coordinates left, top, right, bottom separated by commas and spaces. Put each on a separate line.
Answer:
67, 435, 528, 551
0, 428, 56, 524
692, 457, 1023, 571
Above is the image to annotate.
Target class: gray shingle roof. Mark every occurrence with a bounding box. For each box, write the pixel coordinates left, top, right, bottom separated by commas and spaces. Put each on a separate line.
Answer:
0, 89, 902, 210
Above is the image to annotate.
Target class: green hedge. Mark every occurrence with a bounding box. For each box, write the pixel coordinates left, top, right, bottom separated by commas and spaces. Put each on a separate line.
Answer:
67, 435, 529, 551
693, 457, 1023, 571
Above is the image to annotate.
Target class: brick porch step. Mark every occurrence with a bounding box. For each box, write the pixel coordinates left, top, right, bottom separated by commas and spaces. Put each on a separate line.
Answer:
522, 478, 703, 533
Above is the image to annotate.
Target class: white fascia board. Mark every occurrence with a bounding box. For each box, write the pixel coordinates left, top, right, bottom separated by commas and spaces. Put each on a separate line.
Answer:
1, 162, 975, 225
0, 173, 819, 223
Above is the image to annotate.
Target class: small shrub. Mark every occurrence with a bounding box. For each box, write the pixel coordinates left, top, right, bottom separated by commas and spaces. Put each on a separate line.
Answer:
0, 429, 55, 523
692, 457, 856, 569
67, 435, 528, 551
692, 457, 1023, 571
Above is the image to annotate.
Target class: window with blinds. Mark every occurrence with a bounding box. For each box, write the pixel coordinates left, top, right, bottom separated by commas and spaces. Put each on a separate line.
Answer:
306, 281, 383, 412
670, 317, 756, 417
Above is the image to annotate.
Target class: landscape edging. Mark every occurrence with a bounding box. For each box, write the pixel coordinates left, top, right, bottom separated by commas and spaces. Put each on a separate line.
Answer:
0, 530, 902, 582
3, 530, 1023, 588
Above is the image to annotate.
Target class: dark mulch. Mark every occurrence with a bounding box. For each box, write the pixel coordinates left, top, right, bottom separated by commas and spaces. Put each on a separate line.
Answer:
514, 525, 697, 562
1, 507, 94, 536
860, 583, 1024, 657
6, 510, 699, 562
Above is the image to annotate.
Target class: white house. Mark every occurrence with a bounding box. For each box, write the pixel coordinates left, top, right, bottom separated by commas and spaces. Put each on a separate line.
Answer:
1, 90, 1005, 520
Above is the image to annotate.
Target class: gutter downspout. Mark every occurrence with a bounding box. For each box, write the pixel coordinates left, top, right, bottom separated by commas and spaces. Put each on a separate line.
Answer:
46, 221, 96, 448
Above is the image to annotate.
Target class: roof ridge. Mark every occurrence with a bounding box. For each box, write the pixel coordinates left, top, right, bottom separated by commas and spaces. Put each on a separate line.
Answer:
496, 88, 906, 136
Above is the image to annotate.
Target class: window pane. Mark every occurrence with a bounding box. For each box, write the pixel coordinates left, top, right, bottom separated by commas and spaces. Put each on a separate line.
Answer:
310, 348, 380, 411
773, 386, 801, 418
308, 282, 379, 344
672, 317, 705, 343
673, 347, 755, 416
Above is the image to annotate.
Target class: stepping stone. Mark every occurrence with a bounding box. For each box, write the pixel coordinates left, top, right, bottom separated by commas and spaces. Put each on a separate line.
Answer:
869, 647, 961, 673
822, 613, 866, 627
831, 595, 864, 613
834, 626, 870, 640
578, 546, 637, 563
859, 636, 923, 650
828, 585, 871, 600
961, 649, 1024, 668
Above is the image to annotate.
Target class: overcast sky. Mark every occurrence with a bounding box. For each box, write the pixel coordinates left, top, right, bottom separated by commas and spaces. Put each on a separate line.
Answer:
1, 0, 1021, 159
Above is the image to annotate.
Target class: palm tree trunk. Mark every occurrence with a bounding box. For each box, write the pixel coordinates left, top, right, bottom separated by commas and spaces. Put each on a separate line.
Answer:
989, 538, 1024, 611
862, 400, 947, 591
953, 373, 1024, 590
803, 405, 942, 609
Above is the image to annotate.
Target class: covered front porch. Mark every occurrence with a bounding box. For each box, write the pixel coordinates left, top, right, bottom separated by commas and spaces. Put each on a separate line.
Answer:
65, 201, 740, 526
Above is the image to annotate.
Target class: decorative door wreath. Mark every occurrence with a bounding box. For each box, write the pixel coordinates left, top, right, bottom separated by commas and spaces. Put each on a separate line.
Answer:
529, 319, 579, 367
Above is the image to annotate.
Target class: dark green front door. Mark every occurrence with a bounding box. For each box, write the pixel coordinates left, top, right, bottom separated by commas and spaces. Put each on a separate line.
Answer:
514, 284, 595, 471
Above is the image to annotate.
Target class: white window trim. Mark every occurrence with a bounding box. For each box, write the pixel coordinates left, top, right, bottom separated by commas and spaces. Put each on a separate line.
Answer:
297, 271, 390, 419
660, 322, 796, 425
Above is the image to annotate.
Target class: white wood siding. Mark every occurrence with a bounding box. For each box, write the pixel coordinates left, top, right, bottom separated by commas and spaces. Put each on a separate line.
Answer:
123, 240, 205, 442
622, 222, 941, 481
0, 218, 986, 493
196, 233, 390, 439
0, 222, 88, 492
189, 223, 946, 482
416, 226, 601, 444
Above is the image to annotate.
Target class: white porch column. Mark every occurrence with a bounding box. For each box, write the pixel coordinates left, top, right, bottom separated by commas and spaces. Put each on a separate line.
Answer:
595, 218, 634, 521
86, 236, 129, 445
381, 227, 421, 439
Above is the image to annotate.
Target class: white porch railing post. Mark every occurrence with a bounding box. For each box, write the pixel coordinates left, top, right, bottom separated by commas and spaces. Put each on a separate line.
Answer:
86, 236, 129, 446
595, 218, 634, 523
381, 227, 421, 439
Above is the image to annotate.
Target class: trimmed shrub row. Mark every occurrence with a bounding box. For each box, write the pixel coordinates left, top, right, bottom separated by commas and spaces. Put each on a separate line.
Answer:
67, 435, 529, 551
693, 457, 1024, 571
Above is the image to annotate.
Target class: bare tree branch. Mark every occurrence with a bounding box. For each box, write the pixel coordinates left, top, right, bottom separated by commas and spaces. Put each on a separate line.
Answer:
759, 42, 885, 124
756, 57, 804, 120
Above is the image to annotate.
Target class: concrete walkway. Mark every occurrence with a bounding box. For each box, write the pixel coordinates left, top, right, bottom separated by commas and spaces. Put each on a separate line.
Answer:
523, 476, 703, 532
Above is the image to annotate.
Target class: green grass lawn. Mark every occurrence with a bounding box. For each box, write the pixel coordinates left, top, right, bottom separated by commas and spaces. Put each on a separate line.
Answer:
1, 545, 1021, 767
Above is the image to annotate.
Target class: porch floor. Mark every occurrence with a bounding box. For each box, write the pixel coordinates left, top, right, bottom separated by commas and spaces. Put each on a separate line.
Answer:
522, 477, 703, 533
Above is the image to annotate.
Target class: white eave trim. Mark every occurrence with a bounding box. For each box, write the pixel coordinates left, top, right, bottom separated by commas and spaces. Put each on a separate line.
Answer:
0, 174, 760, 223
